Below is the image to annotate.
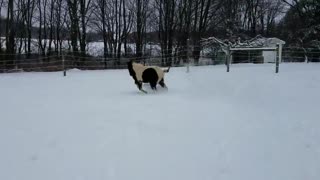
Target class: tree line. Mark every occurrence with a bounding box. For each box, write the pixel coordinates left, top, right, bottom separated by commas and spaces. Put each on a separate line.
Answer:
0, 0, 319, 69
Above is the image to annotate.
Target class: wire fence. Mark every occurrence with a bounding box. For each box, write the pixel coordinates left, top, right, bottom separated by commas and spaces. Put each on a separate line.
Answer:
0, 53, 187, 72
0, 47, 319, 73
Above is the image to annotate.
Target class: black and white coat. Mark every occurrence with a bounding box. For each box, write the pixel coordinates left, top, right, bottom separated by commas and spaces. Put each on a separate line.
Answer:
127, 61, 169, 93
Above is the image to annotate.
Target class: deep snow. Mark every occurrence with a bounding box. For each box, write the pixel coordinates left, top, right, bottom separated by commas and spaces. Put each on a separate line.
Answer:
0, 63, 320, 180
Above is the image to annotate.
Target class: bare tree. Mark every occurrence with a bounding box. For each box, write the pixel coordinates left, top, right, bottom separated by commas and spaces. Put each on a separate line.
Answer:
37, 0, 48, 55
0, 0, 6, 70
67, 0, 80, 55
216, 0, 244, 37
0, 0, 3, 18
5, 0, 15, 69
0, 0, 310, 72
67, 0, 94, 65
55, 0, 66, 53
0, 0, 5, 51
47, 0, 56, 54
92, 0, 109, 67
280, 0, 320, 55
192, 0, 219, 64
281, 0, 302, 17
243, 0, 261, 36
15, 0, 34, 55
16, 0, 25, 54
216, 0, 284, 37
122, 0, 133, 56
37, 0, 66, 56
115, 0, 121, 60
175, 0, 193, 64
133, 0, 149, 58
93, 0, 133, 67
261, 0, 285, 36
79, 0, 93, 56
155, 0, 176, 66
25, 0, 36, 56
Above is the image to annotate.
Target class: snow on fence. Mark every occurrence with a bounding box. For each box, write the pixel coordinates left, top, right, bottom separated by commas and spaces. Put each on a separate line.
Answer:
228, 45, 282, 73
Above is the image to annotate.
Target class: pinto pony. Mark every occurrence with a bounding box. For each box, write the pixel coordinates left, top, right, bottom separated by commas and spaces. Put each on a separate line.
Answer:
127, 60, 170, 93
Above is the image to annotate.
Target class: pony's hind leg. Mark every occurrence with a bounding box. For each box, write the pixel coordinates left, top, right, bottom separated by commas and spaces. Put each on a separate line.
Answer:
150, 81, 157, 91
159, 78, 167, 89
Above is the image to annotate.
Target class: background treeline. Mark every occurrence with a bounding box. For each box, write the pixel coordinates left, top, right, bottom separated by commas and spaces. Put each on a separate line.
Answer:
0, 0, 319, 68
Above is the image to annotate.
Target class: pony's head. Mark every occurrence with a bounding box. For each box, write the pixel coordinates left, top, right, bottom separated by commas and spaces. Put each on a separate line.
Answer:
127, 60, 141, 85
127, 60, 135, 77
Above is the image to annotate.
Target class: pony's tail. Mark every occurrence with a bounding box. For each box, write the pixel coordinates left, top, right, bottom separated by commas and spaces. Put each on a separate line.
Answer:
163, 66, 170, 73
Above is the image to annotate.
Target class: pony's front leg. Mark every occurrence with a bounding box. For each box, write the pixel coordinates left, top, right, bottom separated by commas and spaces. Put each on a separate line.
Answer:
136, 81, 148, 94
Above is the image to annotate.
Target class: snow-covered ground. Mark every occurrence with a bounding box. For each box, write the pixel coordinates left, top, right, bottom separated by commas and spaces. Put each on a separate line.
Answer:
0, 63, 320, 180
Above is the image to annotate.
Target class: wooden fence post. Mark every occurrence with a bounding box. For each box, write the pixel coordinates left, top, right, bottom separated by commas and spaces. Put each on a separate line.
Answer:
226, 46, 231, 72
63, 54, 66, 76
187, 39, 190, 73
276, 44, 282, 73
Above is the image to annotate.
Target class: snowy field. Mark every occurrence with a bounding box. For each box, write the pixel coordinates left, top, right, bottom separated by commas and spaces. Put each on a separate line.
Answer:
0, 63, 320, 180
0, 37, 161, 57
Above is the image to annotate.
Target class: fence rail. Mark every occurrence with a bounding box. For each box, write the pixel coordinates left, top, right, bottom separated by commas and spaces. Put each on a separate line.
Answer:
0, 47, 320, 73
